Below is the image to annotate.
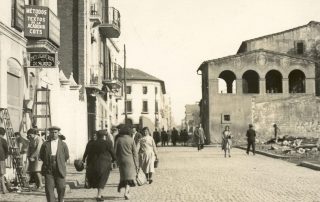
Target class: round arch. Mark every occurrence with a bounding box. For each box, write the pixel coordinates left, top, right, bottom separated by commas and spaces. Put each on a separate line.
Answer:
242, 70, 260, 94
265, 70, 283, 93
289, 69, 305, 93
218, 70, 236, 94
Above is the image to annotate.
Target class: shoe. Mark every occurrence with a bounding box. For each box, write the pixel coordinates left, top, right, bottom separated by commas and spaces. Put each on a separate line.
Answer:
124, 194, 130, 200
229, 155, 231, 158
149, 179, 153, 184
96, 196, 104, 201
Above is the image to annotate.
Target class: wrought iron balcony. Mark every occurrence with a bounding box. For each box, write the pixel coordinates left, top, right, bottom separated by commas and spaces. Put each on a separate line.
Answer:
102, 63, 122, 92
99, 7, 121, 38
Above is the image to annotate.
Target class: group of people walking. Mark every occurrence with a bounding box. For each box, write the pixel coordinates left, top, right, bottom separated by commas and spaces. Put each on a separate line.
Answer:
82, 125, 158, 201
152, 127, 190, 147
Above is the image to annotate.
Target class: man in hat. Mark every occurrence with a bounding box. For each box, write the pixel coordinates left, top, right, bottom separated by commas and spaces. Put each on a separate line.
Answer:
39, 126, 69, 202
246, 124, 256, 155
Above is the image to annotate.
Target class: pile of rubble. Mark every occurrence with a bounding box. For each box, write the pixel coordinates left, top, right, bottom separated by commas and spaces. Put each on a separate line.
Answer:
264, 136, 320, 155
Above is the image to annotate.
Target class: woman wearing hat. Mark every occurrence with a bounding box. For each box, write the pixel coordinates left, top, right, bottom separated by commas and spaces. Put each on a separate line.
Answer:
84, 130, 115, 201
114, 124, 138, 200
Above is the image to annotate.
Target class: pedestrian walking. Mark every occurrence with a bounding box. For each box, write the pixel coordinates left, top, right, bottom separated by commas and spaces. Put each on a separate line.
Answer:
139, 127, 158, 184
0, 127, 8, 194
114, 125, 139, 200
131, 127, 142, 151
171, 127, 179, 146
194, 125, 206, 151
160, 128, 168, 147
39, 126, 69, 202
246, 124, 256, 155
222, 125, 232, 158
82, 132, 97, 189
111, 126, 119, 146
153, 128, 161, 147
82, 130, 115, 201
27, 128, 44, 190
181, 129, 189, 146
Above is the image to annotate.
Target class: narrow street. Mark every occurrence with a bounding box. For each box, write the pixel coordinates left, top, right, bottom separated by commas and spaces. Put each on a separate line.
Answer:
2, 146, 320, 202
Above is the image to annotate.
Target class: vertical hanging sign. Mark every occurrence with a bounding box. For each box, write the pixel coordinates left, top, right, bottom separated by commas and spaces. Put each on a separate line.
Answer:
12, 0, 25, 32
24, 5, 48, 38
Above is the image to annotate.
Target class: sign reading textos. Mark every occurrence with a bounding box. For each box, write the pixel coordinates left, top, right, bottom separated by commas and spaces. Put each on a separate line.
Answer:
24, 5, 48, 38
28, 53, 57, 68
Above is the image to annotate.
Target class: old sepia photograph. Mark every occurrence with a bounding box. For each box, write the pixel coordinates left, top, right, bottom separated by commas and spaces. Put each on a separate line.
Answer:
0, 0, 320, 201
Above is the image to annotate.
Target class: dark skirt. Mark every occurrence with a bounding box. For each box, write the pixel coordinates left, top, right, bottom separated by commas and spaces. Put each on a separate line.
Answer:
118, 180, 136, 192
87, 168, 111, 189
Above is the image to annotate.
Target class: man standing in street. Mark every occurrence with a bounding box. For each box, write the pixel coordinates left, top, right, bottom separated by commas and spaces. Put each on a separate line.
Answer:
153, 128, 161, 147
40, 126, 69, 202
171, 127, 179, 146
273, 123, 280, 143
246, 124, 256, 155
0, 127, 8, 194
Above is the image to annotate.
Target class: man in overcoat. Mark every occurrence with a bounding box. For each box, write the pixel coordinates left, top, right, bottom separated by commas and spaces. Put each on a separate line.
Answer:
39, 126, 69, 202
246, 124, 256, 155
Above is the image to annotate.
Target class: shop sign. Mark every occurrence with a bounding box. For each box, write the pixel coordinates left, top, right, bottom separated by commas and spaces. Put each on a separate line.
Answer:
24, 5, 48, 38
12, 0, 25, 32
28, 52, 57, 68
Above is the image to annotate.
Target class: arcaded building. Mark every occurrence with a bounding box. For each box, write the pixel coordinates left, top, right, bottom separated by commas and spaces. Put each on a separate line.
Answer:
198, 21, 320, 144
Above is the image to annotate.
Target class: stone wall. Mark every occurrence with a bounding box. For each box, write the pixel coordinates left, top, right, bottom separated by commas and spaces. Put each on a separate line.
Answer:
252, 95, 320, 142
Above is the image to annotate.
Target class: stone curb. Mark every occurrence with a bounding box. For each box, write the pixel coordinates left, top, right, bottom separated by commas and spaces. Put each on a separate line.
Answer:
235, 146, 290, 159
300, 161, 320, 171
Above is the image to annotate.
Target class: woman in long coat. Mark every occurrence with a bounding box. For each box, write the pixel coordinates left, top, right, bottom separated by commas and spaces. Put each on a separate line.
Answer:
27, 128, 43, 189
82, 132, 97, 188
115, 125, 138, 200
139, 127, 158, 184
84, 130, 115, 201
222, 125, 232, 158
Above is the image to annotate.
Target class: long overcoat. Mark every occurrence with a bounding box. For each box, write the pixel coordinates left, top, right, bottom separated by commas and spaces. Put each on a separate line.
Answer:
115, 134, 138, 181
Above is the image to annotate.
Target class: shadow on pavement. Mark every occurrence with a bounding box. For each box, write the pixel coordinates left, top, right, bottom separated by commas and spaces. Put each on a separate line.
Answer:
64, 196, 123, 201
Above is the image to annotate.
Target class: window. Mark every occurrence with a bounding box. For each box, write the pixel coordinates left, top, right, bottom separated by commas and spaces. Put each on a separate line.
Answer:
126, 86, 132, 94
143, 86, 148, 94
221, 114, 231, 124
155, 101, 159, 113
125, 100, 132, 113
296, 42, 304, 54
29, 0, 42, 5
224, 115, 230, 122
142, 101, 148, 113
155, 87, 158, 94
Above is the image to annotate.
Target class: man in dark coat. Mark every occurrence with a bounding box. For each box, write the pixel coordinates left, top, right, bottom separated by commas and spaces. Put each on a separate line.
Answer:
0, 127, 8, 194
153, 129, 161, 147
246, 124, 256, 155
171, 127, 179, 146
39, 126, 69, 202
160, 128, 168, 147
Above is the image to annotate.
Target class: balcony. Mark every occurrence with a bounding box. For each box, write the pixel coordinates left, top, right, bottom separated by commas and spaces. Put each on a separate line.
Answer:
89, 4, 102, 27
86, 65, 102, 90
99, 7, 121, 38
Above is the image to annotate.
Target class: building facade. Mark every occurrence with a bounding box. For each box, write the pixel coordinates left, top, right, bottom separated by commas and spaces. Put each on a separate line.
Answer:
184, 103, 200, 134
58, 0, 123, 141
118, 68, 171, 132
199, 21, 320, 144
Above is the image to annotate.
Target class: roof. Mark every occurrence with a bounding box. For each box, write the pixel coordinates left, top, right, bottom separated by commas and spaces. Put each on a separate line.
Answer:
197, 49, 317, 72
237, 21, 320, 53
119, 68, 166, 94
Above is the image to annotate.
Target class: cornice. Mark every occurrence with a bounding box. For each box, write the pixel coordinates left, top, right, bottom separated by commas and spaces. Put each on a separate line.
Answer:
0, 21, 27, 47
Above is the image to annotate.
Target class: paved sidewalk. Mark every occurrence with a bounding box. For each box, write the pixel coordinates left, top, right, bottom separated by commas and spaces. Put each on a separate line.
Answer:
1, 146, 320, 202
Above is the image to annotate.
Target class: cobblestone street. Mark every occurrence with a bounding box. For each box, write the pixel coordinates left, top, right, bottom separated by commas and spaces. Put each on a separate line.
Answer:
1, 146, 320, 202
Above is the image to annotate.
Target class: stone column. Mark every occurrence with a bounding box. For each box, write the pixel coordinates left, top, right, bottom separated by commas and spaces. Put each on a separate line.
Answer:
236, 79, 242, 94
259, 78, 266, 94
282, 78, 289, 94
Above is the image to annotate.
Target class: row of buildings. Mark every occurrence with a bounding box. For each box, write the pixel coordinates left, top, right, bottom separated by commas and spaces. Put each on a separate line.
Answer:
198, 21, 320, 144
1, 0, 172, 177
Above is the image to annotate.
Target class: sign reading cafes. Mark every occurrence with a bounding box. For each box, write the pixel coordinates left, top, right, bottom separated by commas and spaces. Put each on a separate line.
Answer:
24, 5, 48, 38
28, 52, 57, 68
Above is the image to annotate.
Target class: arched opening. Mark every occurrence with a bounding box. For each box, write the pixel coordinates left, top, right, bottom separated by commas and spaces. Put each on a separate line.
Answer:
289, 70, 305, 93
242, 70, 260, 94
266, 70, 283, 93
218, 70, 236, 94
7, 58, 23, 131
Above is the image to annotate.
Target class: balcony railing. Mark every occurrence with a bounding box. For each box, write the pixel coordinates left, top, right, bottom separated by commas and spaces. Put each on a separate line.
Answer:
99, 7, 121, 38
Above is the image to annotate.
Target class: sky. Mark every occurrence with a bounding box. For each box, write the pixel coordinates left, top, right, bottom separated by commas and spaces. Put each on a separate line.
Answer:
110, 0, 320, 125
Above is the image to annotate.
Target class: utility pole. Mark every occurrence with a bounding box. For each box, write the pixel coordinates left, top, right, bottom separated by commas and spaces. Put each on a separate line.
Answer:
124, 44, 127, 124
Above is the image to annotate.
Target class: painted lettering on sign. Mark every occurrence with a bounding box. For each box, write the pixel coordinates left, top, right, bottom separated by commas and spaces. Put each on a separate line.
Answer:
24, 5, 48, 38
29, 53, 56, 68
